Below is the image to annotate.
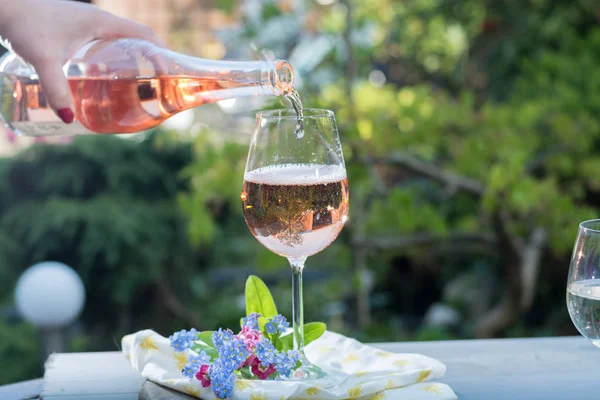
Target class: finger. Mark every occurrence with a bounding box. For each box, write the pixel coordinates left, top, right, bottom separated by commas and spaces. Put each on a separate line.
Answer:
35, 60, 74, 123
100, 17, 166, 48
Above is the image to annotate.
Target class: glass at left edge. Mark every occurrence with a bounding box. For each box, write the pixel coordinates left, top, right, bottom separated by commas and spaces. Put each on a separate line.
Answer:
0, 38, 294, 137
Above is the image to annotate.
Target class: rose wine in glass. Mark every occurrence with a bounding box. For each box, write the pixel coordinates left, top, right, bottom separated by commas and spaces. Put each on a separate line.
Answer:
242, 164, 348, 258
241, 109, 349, 381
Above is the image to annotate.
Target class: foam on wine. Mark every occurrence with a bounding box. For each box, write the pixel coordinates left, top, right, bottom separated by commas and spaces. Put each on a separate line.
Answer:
244, 164, 347, 185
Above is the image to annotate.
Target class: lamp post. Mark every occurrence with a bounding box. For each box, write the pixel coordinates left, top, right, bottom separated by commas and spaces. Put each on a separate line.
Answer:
14, 262, 85, 361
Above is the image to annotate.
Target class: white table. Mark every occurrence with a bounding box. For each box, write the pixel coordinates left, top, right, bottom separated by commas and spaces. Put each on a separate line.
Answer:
377, 336, 599, 399
5, 336, 598, 399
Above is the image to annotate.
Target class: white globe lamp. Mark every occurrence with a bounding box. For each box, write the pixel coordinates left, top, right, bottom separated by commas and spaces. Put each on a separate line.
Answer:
14, 262, 85, 359
15, 261, 85, 328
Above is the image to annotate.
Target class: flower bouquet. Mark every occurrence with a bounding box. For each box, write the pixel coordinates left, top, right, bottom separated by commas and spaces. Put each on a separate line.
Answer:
167, 276, 326, 399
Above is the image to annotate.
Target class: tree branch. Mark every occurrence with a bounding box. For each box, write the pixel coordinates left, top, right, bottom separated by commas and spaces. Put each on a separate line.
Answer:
473, 293, 519, 339
520, 227, 547, 310
353, 231, 496, 250
491, 210, 522, 260
474, 212, 521, 338
475, 212, 546, 338
363, 152, 485, 196
155, 276, 203, 330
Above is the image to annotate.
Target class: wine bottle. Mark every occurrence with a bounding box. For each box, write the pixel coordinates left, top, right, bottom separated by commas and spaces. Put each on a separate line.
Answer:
0, 38, 294, 136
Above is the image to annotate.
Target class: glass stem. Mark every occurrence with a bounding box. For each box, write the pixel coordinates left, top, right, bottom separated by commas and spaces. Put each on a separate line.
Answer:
289, 256, 307, 353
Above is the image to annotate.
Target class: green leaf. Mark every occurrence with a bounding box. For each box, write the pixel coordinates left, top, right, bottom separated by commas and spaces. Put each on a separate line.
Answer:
275, 336, 284, 351
245, 275, 278, 318
304, 322, 327, 345
191, 344, 218, 360
277, 322, 327, 351
196, 331, 215, 348
279, 333, 293, 351
258, 316, 269, 334
239, 367, 253, 379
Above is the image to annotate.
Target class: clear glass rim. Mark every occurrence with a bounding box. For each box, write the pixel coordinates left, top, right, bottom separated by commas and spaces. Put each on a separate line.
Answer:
580, 219, 600, 233
257, 108, 334, 120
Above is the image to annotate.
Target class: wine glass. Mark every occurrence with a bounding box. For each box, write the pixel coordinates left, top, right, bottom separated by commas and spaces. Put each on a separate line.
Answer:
241, 109, 349, 380
567, 219, 600, 347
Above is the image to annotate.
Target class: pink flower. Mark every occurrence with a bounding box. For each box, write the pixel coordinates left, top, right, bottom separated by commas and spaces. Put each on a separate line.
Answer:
251, 361, 276, 380
195, 364, 211, 388
244, 354, 258, 367
237, 326, 262, 351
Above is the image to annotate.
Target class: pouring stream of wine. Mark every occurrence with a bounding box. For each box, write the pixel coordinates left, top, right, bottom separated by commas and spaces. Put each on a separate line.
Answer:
286, 89, 304, 139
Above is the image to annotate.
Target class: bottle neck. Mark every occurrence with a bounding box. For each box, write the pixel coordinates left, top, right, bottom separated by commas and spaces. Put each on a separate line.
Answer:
167, 52, 295, 98
265, 60, 295, 95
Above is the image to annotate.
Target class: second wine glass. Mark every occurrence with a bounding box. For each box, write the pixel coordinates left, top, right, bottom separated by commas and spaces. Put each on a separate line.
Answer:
241, 109, 349, 380
567, 219, 600, 347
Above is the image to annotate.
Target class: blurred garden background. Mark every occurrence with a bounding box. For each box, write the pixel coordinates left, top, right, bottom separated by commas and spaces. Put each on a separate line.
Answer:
1, 0, 600, 385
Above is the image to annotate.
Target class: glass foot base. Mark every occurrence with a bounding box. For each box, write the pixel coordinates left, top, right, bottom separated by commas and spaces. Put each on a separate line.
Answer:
285, 356, 347, 387
290, 360, 327, 380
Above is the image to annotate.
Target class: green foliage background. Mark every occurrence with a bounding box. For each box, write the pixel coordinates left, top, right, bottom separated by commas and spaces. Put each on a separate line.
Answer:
2, 0, 600, 384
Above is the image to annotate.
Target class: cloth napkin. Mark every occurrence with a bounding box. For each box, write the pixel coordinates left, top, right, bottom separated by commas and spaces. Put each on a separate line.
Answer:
122, 329, 457, 400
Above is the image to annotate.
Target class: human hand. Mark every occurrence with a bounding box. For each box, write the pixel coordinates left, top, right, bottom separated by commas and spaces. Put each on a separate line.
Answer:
0, 0, 165, 123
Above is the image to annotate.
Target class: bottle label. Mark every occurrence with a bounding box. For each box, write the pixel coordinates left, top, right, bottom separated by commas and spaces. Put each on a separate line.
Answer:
11, 121, 96, 136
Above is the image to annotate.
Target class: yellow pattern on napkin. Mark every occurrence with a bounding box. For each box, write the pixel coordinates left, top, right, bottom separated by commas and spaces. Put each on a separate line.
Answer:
235, 380, 253, 391
418, 370, 431, 383
306, 386, 320, 395
347, 385, 363, 399
174, 352, 187, 370
250, 393, 268, 400
423, 384, 441, 394
140, 336, 158, 353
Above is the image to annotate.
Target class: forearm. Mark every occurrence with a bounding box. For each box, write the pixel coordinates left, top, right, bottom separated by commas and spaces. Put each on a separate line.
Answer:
0, 0, 29, 39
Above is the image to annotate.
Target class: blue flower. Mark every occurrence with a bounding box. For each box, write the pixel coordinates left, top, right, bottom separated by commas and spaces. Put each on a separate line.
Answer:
255, 339, 277, 364
209, 360, 236, 399
288, 350, 300, 363
182, 364, 198, 378
231, 337, 250, 363
169, 330, 193, 352
216, 336, 249, 372
242, 312, 261, 330
213, 328, 235, 350
186, 328, 199, 342
274, 353, 291, 377
271, 315, 290, 331
274, 350, 300, 378
187, 350, 211, 368
265, 322, 277, 334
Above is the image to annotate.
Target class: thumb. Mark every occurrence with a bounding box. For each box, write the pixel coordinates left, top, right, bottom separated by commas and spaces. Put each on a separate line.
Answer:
36, 60, 74, 123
